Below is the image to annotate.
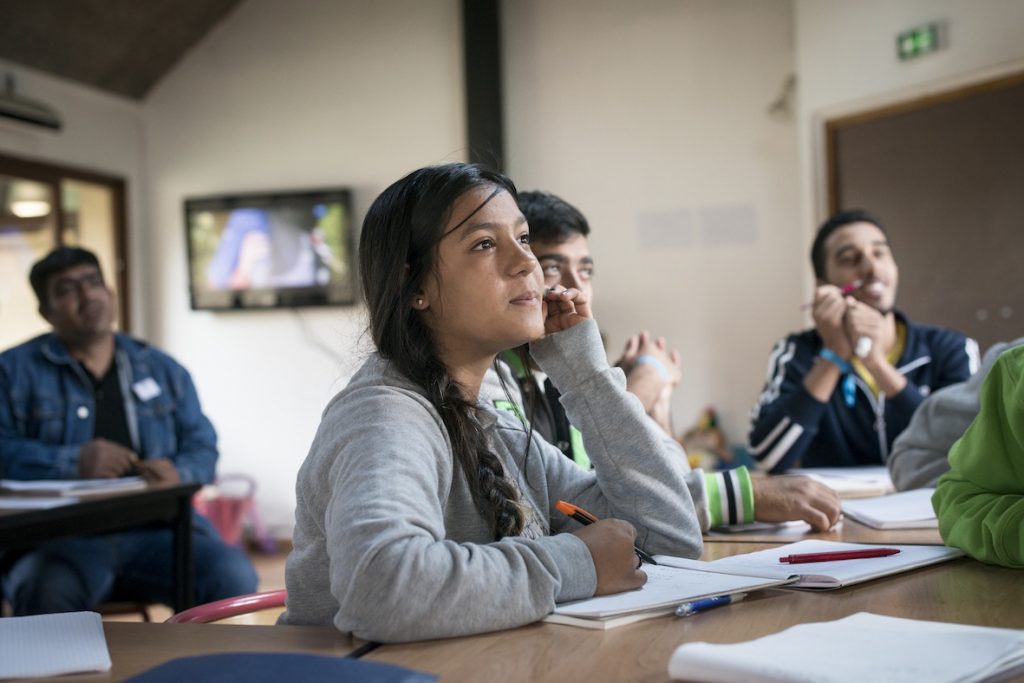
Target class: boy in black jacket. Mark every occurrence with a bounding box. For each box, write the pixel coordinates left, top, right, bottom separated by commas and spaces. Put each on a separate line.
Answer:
748, 210, 978, 473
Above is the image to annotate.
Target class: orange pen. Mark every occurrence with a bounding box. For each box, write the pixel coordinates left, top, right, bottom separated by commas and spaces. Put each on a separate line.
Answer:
555, 500, 658, 565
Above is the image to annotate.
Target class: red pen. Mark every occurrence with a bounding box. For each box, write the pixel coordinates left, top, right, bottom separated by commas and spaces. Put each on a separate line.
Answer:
801, 279, 864, 310
779, 548, 900, 564
555, 500, 658, 565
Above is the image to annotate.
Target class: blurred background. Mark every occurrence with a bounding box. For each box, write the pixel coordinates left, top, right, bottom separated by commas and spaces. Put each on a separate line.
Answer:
1, 0, 1021, 541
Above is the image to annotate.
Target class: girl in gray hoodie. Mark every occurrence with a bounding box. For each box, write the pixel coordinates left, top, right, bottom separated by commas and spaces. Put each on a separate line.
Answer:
279, 163, 703, 642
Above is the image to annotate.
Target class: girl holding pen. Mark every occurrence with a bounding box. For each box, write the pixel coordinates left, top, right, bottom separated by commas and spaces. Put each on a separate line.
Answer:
279, 163, 703, 642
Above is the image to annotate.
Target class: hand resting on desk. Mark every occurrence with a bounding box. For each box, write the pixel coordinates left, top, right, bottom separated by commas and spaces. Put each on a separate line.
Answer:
752, 476, 841, 531
134, 458, 182, 486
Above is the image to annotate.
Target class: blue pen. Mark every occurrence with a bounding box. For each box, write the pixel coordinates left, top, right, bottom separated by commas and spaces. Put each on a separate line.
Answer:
675, 592, 747, 618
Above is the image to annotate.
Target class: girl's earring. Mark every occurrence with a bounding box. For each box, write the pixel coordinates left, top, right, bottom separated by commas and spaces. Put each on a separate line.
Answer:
415, 297, 424, 307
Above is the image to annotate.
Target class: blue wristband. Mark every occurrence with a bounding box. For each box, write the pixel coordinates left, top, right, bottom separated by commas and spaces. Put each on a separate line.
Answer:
818, 348, 852, 373
634, 354, 671, 382
819, 348, 856, 407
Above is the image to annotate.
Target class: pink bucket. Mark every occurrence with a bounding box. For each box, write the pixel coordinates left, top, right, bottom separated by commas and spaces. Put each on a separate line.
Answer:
193, 474, 257, 547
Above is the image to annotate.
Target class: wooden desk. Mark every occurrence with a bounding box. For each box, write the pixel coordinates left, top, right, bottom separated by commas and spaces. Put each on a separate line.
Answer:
0, 483, 200, 611
704, 517, 943, 545
24, 622, 361, 682
365, 543, 1024, 682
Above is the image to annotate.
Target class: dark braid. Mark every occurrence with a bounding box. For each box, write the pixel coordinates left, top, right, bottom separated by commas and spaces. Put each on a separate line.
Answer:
360, 163, 525, 539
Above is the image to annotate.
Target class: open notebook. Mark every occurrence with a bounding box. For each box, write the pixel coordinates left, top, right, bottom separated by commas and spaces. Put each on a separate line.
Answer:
668, 612, 1024, 683
545, 564, 790, 630
655, 540, 962, 590
841, 488, 938, 529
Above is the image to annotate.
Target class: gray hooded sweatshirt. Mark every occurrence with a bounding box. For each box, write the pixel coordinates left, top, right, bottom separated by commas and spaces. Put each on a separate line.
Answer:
279, 319, 702, 642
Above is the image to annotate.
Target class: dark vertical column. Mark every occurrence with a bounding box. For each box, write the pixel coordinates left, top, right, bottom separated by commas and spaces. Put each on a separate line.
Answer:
173, 493, 195, 611
462, 0, 505, 172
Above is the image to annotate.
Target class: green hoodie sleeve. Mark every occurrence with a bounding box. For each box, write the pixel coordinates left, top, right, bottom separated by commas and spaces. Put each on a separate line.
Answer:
932, 346, 1024, 568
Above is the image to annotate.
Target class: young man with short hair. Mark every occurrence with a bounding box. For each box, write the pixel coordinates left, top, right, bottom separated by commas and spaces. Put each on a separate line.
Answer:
748, 210, 979, 473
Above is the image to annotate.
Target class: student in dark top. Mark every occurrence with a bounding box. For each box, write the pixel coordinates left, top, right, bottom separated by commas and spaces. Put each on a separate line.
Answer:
748, 210, 979, 473
488, 190, 841, 532
0, 247, 257, 615
498, 191, 681, 468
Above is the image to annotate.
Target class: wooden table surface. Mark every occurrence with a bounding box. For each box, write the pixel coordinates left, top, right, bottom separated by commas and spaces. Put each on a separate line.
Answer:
15, 541, 1022, 683
365, 544, 1024, 682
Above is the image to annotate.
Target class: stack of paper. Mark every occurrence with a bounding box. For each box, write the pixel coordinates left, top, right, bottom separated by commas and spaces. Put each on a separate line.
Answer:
0, 496, 78, 510
0, 612, 111, 678
546, 564, 790, 629
787, 466, 894, 499
0, 476, 146, 498
840, 488, 938, 529
669, 612, 1024, 682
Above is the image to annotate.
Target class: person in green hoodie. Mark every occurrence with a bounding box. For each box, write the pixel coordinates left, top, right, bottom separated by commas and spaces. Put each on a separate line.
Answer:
933, 344, 1024, 568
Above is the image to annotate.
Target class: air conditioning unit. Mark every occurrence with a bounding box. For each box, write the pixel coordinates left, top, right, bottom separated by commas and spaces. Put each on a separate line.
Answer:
0, 74, 62, 131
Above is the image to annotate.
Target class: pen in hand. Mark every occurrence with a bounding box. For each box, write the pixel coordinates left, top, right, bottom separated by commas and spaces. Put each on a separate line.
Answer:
800, 279, 864, 310
675, 592, 746, 618
555, 500, 658, 565
779, 548, 900, 564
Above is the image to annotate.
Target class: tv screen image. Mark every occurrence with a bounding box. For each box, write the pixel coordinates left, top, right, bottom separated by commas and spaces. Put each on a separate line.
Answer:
185, 188, 355, 310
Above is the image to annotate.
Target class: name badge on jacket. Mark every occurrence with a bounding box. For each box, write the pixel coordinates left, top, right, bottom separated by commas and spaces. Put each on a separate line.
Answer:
133, 377, 162, 402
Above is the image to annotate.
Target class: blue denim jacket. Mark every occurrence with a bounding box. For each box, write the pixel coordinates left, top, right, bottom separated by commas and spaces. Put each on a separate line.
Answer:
0, 333, 218, 483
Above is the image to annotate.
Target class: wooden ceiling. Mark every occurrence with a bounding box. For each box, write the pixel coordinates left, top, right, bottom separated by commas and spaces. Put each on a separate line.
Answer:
0, 0, 243, 99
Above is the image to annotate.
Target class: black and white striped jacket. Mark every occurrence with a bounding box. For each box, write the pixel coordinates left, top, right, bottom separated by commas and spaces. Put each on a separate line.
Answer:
747, 311, 978, 473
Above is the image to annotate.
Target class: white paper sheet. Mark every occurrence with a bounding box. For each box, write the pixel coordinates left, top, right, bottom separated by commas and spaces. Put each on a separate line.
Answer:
786, 466, 894, 499
0, 611, 112, 679
0, 496, 78, 510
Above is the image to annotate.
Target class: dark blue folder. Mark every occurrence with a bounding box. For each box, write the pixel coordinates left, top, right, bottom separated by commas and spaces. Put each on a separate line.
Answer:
124, 652, 437, 682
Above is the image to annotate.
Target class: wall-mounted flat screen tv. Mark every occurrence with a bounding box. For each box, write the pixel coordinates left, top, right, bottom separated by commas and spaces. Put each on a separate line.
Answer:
184, 188, 355, 310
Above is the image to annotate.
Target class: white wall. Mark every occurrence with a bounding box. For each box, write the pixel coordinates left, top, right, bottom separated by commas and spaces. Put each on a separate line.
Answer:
0, 61, 147, 329
141, 0, 465, 535
794, 0, 1024, 264
503, 0, 802, 442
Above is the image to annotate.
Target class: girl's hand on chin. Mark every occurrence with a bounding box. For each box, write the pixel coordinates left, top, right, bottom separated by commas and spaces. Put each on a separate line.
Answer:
542, 286, 592, 335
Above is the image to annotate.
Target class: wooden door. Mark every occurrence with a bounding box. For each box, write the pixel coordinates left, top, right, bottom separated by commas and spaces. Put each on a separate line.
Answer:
826, 73, 1024, 352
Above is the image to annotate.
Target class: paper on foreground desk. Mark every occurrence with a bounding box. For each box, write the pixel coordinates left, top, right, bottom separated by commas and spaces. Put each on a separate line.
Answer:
0, 612, 111, 678
668, 612, 1024, 683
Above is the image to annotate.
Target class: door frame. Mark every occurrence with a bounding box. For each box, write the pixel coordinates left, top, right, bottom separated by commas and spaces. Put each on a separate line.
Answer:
0, 151, 130, 330
823, 69, 1024, 215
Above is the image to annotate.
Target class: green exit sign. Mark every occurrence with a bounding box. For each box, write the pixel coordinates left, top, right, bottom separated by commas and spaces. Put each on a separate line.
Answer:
897, 22, 943, 60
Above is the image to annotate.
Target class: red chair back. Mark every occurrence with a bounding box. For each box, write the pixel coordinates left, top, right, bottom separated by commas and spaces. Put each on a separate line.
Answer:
166, 589, 287, 624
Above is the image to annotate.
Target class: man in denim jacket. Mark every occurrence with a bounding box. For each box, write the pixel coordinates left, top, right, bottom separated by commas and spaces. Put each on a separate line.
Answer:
0, 247, 257, 615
